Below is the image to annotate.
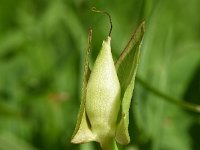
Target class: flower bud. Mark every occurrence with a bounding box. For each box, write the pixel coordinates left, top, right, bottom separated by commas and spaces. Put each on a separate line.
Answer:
71, 21, 145, 149
85, 37, 121, 145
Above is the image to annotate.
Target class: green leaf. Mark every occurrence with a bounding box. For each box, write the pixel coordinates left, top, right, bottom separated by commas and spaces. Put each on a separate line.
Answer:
115, 21, 145, 145
71, 29, 95, 143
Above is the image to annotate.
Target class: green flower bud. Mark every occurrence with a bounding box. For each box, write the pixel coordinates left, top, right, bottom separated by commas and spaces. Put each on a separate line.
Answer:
85, 36, 121, 145
71, 10, 145, 150
71, 35, 121, 149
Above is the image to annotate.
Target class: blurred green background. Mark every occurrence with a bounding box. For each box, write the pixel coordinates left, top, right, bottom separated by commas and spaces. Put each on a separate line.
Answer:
0, 0, 200, 150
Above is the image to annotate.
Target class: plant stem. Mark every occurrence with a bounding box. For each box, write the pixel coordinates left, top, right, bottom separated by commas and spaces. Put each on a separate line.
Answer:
101, 139, 118, 150
136, 76, 200, 113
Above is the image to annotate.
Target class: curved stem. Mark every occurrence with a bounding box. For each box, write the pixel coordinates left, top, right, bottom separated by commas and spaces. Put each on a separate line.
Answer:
91, 7, 113, 37
136, 76, 200, 113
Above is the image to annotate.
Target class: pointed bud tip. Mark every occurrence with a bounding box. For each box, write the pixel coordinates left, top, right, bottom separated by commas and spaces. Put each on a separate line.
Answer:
102, 36, 111, 48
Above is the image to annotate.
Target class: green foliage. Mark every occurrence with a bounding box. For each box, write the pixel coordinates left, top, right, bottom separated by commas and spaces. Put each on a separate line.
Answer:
0, 0, 200, 150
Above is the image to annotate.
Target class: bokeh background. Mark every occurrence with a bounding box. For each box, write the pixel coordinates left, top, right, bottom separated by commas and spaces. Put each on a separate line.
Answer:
0, 0, 200, 150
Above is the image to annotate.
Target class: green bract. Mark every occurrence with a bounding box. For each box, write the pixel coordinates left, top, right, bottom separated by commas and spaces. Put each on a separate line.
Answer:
71, 22, 145, 149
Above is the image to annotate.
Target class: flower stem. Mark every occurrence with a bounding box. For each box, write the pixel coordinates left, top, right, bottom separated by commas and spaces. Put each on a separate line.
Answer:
136, 76, 200, 113
101, 138, 118, 150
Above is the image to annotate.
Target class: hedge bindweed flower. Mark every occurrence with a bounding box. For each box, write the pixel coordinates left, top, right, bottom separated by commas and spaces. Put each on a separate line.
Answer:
71, 8, 145, 150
